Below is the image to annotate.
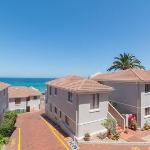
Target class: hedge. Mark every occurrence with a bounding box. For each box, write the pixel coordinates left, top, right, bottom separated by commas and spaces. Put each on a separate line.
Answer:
0, 111, 17, 145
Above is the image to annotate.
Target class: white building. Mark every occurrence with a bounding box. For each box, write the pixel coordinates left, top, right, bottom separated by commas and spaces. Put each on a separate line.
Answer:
45, 75, 124, 140
0, 82, 9, 121
8, 86, 41, 113
92, 69, 150, 127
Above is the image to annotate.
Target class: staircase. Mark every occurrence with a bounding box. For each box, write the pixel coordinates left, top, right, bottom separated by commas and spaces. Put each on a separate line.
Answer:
108, 102, 125, 130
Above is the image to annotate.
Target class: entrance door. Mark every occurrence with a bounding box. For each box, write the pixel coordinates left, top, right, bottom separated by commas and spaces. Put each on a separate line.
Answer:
26, 106, 30, 112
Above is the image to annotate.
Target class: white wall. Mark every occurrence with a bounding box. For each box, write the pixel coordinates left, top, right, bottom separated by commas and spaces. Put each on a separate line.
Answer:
45, 87, 77, 136
45, 86, 110, 139
100, 81, 150, 127
77, 93, 108, 138
9, 98, 26, 111
0, 88, 9, 120
9, 96, 40, 112
27, 96, 40, 111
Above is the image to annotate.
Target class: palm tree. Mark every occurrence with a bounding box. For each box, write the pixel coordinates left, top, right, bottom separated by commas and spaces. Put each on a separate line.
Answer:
107, 53, 145, 71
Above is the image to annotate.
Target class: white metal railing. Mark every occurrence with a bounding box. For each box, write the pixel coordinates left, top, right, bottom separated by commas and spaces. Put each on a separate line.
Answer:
108, 102, 125, 130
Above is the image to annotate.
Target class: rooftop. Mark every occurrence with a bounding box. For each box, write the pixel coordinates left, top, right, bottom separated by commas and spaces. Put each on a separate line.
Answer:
91, 69, 150, 83
0, 82, 10, 90
8, 86, 41, 98
47, 75, 113, 93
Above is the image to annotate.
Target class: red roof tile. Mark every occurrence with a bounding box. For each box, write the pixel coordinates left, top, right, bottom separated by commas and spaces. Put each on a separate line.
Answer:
47, 75, 113, 93
92, 69, 150, 82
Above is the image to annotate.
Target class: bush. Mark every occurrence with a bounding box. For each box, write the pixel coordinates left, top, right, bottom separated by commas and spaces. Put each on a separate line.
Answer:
0, 134, 9, 145
102, 119, 116, 137
143, 122, 150, 130
129, 120, 137, 131
84, 133, 91, 141
111, 131, 120, 140
0, 111, 17, 137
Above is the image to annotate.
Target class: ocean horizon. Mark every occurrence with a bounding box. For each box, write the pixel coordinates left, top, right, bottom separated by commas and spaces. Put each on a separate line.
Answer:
0, 77, 55, 93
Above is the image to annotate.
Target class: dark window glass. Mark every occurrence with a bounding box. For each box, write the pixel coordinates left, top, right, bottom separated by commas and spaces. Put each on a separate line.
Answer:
145, 84, 150, 93
68, 92, 73, 103
65, 116, 69, 125
15, 98, 21, 104
54, 107, 57, 114
55, 88, 57, 95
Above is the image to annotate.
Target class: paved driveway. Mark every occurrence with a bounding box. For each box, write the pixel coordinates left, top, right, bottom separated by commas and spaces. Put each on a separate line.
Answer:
6, 111, 66, 150
80, 144, 150, 150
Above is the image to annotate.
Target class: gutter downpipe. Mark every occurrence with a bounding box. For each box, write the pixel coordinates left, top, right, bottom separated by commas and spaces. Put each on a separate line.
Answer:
75, 94, 79, 139
137, 82, 141, 128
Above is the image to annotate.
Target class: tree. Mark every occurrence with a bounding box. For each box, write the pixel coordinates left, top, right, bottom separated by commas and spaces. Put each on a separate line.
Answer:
107, 53, 145, 71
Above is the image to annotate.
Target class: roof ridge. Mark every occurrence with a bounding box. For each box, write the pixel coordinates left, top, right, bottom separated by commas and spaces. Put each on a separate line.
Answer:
77, 79, 87, 90
131, 69, 143, 81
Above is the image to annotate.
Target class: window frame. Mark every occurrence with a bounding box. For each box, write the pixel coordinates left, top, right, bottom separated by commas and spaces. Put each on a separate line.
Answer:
59, 111, 62, 118
145, 84, 150, 93
15, 98, 21, 105
145, 107, 150, 116
26, 97, 30, 101
54, 88, 57, 95
91, 94, 100, 110
33, 96, 37, 100
54, 107, 57, 114
68, 92, 73, 103
50, 103, 52, 112
65, 116, 69, 126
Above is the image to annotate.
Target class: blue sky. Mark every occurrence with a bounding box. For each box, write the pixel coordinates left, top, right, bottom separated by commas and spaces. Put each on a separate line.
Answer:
0, 0, 150, 77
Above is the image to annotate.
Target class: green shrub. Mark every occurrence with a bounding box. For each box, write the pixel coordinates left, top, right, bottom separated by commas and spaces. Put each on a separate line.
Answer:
102, 119, 116, 135
129, 120, 137, 131
0, 111, 17, 137
111, 131, 120, 140
0, 134, 9, 145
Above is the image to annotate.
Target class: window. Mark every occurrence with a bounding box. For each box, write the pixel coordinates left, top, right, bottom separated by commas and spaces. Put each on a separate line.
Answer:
15, 98, 21, 104
55, 88, 57, 95
68, 92, 73, 103
145, 84, 150, 93
50, 103, 52, 112
59, 111, 62, 118
49, 87, 52, 95
33, 96, 37, 99
26, 97, 30, 101
91, 94, 99, 109
54, 107, 57, 114
65, 116, 69, 125
145, 107, 150, 116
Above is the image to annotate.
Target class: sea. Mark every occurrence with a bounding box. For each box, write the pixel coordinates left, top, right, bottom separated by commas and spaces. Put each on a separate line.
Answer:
0, 78, 55, 93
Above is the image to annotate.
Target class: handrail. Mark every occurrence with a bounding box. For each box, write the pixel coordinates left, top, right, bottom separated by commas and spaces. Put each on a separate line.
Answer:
108, 102, 125, 130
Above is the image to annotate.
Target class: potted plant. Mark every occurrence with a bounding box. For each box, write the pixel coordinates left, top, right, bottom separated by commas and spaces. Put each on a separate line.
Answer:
144, 122, 149, 130
84, 133, 90, 141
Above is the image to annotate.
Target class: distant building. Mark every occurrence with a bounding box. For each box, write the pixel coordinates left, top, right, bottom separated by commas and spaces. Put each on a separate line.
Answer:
8, 86, 41, 113
0, 82, 9, 121
45, 75, 123, 140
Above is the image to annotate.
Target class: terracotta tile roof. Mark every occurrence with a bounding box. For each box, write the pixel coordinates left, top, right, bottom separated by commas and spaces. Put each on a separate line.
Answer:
0, 82, 10, 90
8, 86, 41, 98
91, 69, 150, 82
47, 75, 113, 93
